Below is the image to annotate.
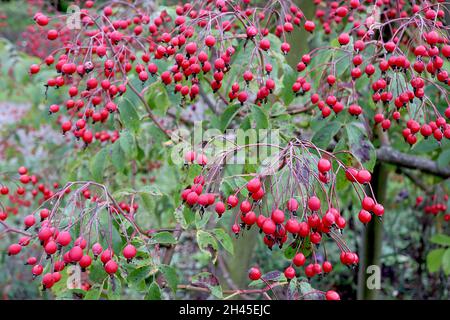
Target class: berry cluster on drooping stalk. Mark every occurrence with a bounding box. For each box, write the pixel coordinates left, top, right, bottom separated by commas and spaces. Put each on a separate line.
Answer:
2, 174, 152, 291
416, 193, 450, 221
0, 166, 64, 221
293, 1, 449, 146
18, 0, 71, 59
28, 0, 324, 147
179, 138, 384, 300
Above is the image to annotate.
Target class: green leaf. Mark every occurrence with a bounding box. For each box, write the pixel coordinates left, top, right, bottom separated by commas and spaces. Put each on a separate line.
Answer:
217, 104, 241, 132
128, 266, 152, 285
220, 180, 235, 197
298, 281, 322, 300
251, 104, 269, 129
90, 148, 108, 182
83, 282, 104, 300
89, 260, 108, 283
281, 64, 297, 105
145, 282, 162, 300
137, 185, 163, 196
196, 230, 219, 262
410, 139, 440, 154
287, 277, 299, 300
334, 138, 352, 190
213, 228, 234, 255
430, 234, 450, 246
139, 193, 155, 221
107, 277, 122, 300
146, 82, 170, 116
437, 149, 450, 169
240, 115, 252, 130
195, 210, 212, 230
111, 141, 126, 173
159, 264, 179, 293
119, 97, 140, 133
346, 123, 376, 171
173, 207, 189, 229
284, 245, 297, 260
270, 102, 287, 117
151, 231, 177, 244
184, 206, 196, 225
443, 249, 450, 276
311, 121, 341, 149
114, 185, 162, 198
119, 129, 137, 158
427, 248, 445, 273
301, 237, 312, 258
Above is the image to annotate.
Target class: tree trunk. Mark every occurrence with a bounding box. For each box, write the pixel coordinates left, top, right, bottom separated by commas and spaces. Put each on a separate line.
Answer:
357, 163, 388, 299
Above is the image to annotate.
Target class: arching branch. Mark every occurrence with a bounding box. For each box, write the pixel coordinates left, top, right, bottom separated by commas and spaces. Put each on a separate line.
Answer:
376, 146, 450, 178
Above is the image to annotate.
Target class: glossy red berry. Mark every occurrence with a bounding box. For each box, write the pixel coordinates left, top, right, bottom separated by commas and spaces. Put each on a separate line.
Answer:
323, 261, 333, 273
205, 35, 216, 47
24, 215, 36, 229
44, 241, 57, 255
293, 253, 306, 266
31, 265, 43, 278
358, 210, 372, 224
56, 231, 71, 247
271, 209, 285, 224
262, 219, 276, 234
356, 170, 372, 184
227, 195, 239, 208
284, 266, 296, 279
338, 33, 350, 45
79, 255, 92, 269
287, 198, 298, 212
247, 178, 261, 193
240, 200, 252, 214
285, 218, 300, 234
318, 158, 331, 173
373, 204, 385, 217
308, 196, 321, 211
123, 244, 137, 260
362, 196, 375, 211
101, 249, 114, 264
304, 20, 315, 32
325, 290, 340, 300
215, 201, 226, 216
42, 273, 55, 289
92, 243, 103, 256
104, 260, 118, 275
69, 246, 83, 262
30, 64, 40, 74
8, 243, 22, 256
248, 267, 262, 280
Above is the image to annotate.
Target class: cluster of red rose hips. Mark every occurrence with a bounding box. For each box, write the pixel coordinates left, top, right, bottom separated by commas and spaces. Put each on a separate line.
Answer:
180, 140, 383, 298
295, 0, 449, 146
312, 0, 448, 34
7, 230, 137, 290
18, 0, 70, 59
0, 166, 64, 222
416, 193, 450, 221
248, 266, 341, 300
26, 0, 325, 146
3, 174, 146, 290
